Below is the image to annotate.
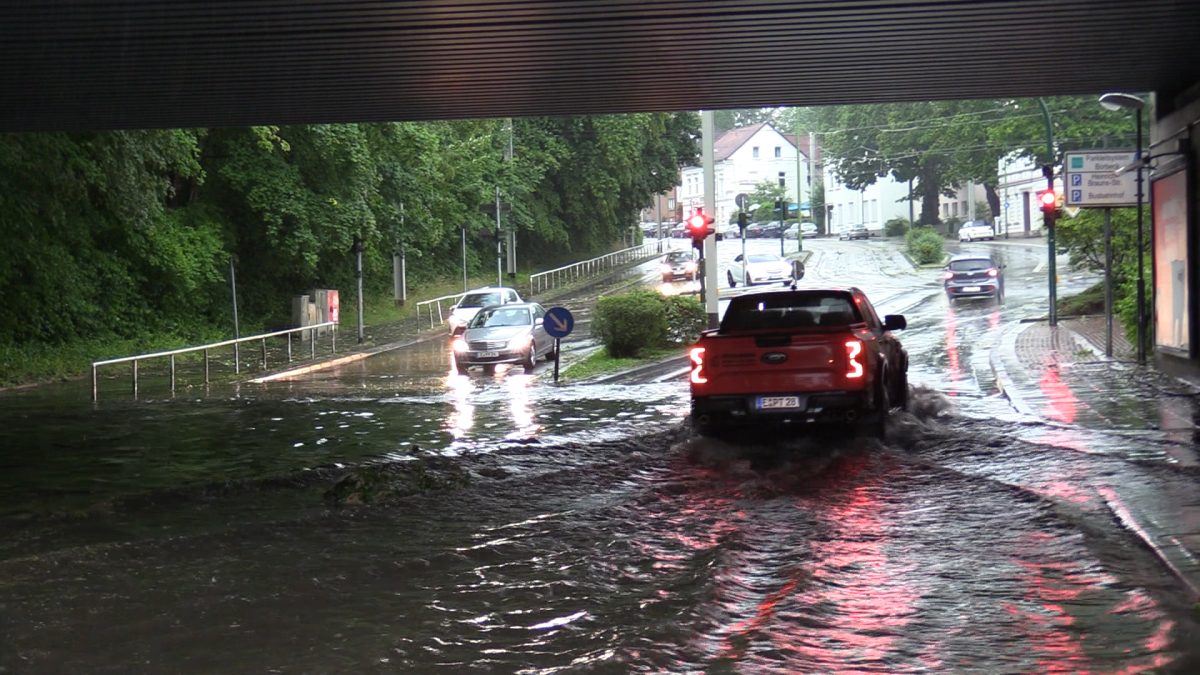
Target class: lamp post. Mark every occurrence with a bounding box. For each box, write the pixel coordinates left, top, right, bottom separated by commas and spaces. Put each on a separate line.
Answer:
1099, 92, 1147, 365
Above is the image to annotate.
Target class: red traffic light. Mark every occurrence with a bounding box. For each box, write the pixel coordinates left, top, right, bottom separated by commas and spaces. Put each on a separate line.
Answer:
1038, 189, 1057, 210
686, 209, 714, 239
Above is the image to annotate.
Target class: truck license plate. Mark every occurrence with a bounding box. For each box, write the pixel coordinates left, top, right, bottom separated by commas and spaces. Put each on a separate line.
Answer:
963, 286, 981, 293
478, 350, 499, 358
757, 395, 801, 410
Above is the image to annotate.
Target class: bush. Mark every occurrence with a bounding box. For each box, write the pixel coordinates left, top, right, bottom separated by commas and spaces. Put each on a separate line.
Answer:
661, 294, 707, 345
592, 289, 706, 357
884, 217, 911, 237
905, 226, 944, 265
592, 289, 669, 357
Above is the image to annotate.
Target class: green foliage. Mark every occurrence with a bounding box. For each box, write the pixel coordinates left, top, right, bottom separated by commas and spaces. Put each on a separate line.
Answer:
905, 226, 944, 265
1054, 207, 1146, 342
591, 289, 704, 358
811, 96, 1138, 227
0, 112, 699, 384
660, 295, 707, 345
592, 290, 668, 358
749, 180, 788, 222
884, 217, 911, 237
1057, 282, 1105, 316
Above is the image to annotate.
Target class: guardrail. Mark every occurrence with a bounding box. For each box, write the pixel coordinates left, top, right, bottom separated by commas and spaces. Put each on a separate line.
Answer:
529, 241, 658, 295
91, 322, 338, 400
415, 292, 468, 330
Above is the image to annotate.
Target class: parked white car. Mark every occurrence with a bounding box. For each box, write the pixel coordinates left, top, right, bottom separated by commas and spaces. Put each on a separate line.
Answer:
958, 221, 995, 242
726, 253, 803, 288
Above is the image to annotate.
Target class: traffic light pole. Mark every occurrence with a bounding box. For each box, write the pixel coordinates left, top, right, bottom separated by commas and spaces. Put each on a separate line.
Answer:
1043, 164, 1057, 328
702, 110, 718, 328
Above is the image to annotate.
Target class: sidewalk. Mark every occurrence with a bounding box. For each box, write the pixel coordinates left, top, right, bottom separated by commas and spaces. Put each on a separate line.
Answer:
991, 315, 1200, 602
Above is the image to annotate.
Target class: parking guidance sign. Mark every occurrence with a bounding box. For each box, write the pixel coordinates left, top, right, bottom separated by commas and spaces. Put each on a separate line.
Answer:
1063, 151, 1138, 208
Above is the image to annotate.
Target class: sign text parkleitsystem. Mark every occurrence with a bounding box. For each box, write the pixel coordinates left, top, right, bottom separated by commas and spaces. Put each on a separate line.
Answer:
1063, 151, 1138, 208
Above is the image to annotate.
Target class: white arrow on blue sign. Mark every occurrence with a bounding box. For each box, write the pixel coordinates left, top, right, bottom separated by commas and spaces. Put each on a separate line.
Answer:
543, 307, 574, 338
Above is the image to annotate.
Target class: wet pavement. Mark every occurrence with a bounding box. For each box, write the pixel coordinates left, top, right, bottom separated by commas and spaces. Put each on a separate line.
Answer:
992, 314, 1200, 599
3, 236, 1200, 673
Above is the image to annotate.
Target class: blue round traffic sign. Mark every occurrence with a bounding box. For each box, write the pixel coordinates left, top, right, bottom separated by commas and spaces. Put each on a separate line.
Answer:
543, 307, 574, 338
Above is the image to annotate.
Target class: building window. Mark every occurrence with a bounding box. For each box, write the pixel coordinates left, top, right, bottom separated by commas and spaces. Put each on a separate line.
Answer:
774, 146, 782, 158
951, 202, 958, 217
778, 172, 786, 188
752, 146, 760, 159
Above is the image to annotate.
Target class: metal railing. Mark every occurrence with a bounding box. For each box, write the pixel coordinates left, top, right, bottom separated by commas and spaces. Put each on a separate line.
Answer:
529, 241, 658, 295
91, 322, 338, 400
415, 292, 468, 330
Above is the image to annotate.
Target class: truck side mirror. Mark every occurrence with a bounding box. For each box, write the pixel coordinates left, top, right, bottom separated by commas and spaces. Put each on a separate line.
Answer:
883, 315, 907, 331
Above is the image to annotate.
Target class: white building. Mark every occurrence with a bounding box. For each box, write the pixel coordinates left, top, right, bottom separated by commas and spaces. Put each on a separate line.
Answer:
996, 153, 1061, 236
677, 123, 813, 226
822, 166, 912, 235
938, 182, 990, 225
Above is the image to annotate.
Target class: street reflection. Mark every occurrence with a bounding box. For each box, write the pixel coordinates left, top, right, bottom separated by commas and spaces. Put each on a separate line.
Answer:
1037, 362, 1077, 424
505, 372, 540, 437
447, 366, 475, 437
944, 305, 962, 396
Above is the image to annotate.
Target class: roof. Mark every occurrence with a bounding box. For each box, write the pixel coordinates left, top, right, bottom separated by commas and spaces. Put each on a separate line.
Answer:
713, 122, 803, 162
1, 2, 1197, 131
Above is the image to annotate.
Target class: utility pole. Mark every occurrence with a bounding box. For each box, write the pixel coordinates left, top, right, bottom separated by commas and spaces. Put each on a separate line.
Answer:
229, 254, 240, 372
1038, 97, 1058, 328
353, 235, 365, 344
702, 110, 718, 328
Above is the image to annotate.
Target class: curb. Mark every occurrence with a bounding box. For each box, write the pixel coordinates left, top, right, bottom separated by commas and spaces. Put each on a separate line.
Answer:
989, 320, 1038, 418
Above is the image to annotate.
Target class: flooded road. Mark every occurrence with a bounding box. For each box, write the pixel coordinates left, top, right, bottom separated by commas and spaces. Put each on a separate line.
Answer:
3, 237, 1199, 673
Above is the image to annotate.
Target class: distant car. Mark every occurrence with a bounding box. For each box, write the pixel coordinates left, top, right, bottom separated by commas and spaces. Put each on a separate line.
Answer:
944, 254, 1005, 302
660, 250, 699, 283
839, 224, 869, 240
715, 223, 741, 241
451, 302, 556, 373
726, 252, 803, 288
958, 221, 995, 242
800, 222, 819, 237
447, 286, 522, 335
669, 223, 689, 239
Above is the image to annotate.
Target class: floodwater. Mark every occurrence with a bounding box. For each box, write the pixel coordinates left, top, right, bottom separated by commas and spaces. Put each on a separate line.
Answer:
2, 237, 1198, 673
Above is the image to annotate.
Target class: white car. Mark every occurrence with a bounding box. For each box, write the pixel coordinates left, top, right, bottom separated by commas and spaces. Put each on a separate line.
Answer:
447, 286, 522, 335
958, 221, 995, 242
726, 253, 803, 288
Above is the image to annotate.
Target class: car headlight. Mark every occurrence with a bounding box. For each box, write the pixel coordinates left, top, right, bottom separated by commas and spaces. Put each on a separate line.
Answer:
684, 262, 698, 273
660, 264, 672, 274
452, 338, 468, 353
507, 333, 530, 350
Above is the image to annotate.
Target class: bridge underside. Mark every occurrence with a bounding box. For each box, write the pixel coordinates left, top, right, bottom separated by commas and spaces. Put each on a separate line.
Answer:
2, 1, 1199, 131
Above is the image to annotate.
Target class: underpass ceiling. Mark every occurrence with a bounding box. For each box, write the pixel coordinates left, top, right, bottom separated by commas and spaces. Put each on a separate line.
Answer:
2, 0, 1199, 131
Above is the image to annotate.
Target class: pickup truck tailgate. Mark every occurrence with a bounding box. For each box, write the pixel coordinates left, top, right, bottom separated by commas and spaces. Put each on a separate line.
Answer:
700, 332, 856, 393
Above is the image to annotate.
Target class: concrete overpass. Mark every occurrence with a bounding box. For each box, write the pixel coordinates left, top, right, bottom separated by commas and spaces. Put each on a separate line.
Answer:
2, 0, 1199, 379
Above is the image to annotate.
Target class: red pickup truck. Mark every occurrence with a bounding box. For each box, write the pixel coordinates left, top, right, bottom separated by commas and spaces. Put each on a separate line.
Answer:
688, 287, 908, 439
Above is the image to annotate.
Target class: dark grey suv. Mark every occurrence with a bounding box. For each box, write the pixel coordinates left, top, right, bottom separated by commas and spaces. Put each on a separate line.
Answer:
944, 254, 1005, 302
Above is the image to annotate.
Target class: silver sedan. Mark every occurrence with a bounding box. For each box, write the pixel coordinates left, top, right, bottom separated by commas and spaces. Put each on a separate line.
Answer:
451, 302, 556, 374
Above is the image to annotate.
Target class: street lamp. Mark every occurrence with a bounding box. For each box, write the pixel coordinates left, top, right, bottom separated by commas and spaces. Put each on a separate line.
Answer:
1098, 92, 1147, 365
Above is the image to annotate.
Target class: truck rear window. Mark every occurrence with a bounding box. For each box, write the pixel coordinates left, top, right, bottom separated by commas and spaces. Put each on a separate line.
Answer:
720, 292, 862, 332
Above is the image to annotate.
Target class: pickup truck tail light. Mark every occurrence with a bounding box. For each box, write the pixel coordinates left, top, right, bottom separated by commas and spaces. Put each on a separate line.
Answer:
689, 346, 708, 384
845, 340, 864, 379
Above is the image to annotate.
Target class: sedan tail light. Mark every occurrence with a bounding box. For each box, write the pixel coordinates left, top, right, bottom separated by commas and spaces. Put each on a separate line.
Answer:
689, 347, 707, 384
845, 340, 864, 379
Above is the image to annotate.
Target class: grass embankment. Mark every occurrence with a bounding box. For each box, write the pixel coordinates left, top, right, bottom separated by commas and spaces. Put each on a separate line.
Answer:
0, 273, 523, 389
1056, 282, 1105, 316
561, 346, 683, 381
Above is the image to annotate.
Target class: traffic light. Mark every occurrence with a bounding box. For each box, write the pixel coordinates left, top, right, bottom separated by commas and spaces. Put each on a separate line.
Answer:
737, 211, 749, 231
1038, 189, 1059, 223
686, 208, 714, 241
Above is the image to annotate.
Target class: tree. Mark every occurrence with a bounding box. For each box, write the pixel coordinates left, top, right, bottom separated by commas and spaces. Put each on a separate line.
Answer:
748, 179, 788, 222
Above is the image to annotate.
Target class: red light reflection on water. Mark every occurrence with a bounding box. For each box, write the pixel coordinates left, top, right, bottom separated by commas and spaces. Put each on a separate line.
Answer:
945, 307, 962, 396
1037, 362, 1077, 424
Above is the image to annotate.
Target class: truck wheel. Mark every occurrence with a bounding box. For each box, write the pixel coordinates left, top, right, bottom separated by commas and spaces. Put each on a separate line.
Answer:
894, 371, 909, 411
866, 376, 890, 440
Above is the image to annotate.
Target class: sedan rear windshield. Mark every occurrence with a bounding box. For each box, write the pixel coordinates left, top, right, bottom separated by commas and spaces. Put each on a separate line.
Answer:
721, 292, 862, 331
949, 259, 994, 272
